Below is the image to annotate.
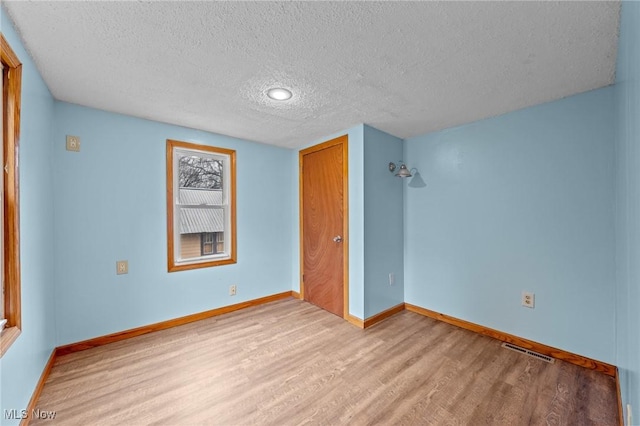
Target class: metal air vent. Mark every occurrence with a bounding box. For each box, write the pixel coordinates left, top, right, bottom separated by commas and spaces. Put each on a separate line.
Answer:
501, 342, 555, 363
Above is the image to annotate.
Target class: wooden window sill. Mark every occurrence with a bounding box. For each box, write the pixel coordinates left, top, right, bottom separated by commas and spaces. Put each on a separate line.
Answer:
0, 326, 21, 357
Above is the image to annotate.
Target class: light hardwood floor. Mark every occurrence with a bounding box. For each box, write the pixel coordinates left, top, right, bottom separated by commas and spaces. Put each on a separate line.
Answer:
32, 298, 618, 425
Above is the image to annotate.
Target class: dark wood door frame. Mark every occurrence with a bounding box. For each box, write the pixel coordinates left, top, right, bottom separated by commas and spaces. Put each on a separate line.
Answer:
299, 135, 349, 320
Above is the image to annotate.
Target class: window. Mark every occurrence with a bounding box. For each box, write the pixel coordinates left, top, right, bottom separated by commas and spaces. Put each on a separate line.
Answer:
166, 140, 236, 272
0, 33, 22, 357
201, 232, 224, 256
215, 232, 224, 253
200, 232, 225, 256
201, 232, 215, 255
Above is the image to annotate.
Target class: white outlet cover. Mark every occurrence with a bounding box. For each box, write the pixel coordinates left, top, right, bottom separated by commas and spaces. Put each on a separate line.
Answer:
522, 291, 535, 308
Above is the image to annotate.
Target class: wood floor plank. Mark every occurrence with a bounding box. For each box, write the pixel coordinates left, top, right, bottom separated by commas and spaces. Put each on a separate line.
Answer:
31, 299, 618, 425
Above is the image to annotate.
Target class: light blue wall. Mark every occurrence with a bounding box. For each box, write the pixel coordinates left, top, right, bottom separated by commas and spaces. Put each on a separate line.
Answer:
363, 125, 404, 317
53, 103, 293, 345
0, 8, 57, 424
292, 125, 366, 319
348, 126, 365, 320
404, 87, 616, 364
615, 1, 640, 420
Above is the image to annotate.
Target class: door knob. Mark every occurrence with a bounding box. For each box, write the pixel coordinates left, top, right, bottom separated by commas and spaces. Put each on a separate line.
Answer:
333, 235, 342, 243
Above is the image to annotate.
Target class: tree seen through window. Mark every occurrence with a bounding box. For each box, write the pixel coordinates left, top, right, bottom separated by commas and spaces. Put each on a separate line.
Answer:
179, 156, 223, 190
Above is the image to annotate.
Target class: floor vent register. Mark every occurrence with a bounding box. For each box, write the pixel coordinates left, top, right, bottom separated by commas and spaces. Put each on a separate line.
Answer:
501, 342, 555, 363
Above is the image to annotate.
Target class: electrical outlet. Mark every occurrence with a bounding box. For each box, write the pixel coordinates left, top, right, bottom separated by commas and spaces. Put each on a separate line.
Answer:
522, 291, 535, 308
66, 135, 80, 152
116, 260, 128, 275
229, 285, 237, 296
389, 273, 395, 286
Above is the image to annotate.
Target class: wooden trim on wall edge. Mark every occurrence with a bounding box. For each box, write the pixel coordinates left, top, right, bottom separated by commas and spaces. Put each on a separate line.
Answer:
291, 291, 301, 299
346, 315, 364, 328
363, 303, 405, 328
56, 291, 295, 356
20, 349, 56, 426
1, 32, 23, 358
346, 303, 405, 330
405, 303, 617, 377
0, 327, 21, 357
616, 368, 623, 426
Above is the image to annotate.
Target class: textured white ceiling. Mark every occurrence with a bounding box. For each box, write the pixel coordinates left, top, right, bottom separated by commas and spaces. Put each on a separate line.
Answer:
3, 1, 620, 148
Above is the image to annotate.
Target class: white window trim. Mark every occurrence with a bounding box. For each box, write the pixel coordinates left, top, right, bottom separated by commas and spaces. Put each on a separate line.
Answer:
173, 148, 231, 264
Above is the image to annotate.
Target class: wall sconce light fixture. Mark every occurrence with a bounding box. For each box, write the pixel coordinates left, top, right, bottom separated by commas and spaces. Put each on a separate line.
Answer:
388, 161, 413, 178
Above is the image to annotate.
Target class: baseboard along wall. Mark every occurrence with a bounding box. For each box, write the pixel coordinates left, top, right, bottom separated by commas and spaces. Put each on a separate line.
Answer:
404, 303, 616, 377
616, 369, 623, 426
20, 349, 56, 426
56, 291, 293, 356
21, 292, 621, 426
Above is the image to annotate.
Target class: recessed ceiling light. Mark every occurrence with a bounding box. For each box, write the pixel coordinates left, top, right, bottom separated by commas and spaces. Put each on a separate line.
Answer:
266, 88, 293, 101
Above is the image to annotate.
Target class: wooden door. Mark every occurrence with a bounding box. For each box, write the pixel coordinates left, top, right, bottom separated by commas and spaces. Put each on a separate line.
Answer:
300, 136, 348, 318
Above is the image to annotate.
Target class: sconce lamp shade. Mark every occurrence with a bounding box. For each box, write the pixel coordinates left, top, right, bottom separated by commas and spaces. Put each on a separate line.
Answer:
395, 163, 412, 178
